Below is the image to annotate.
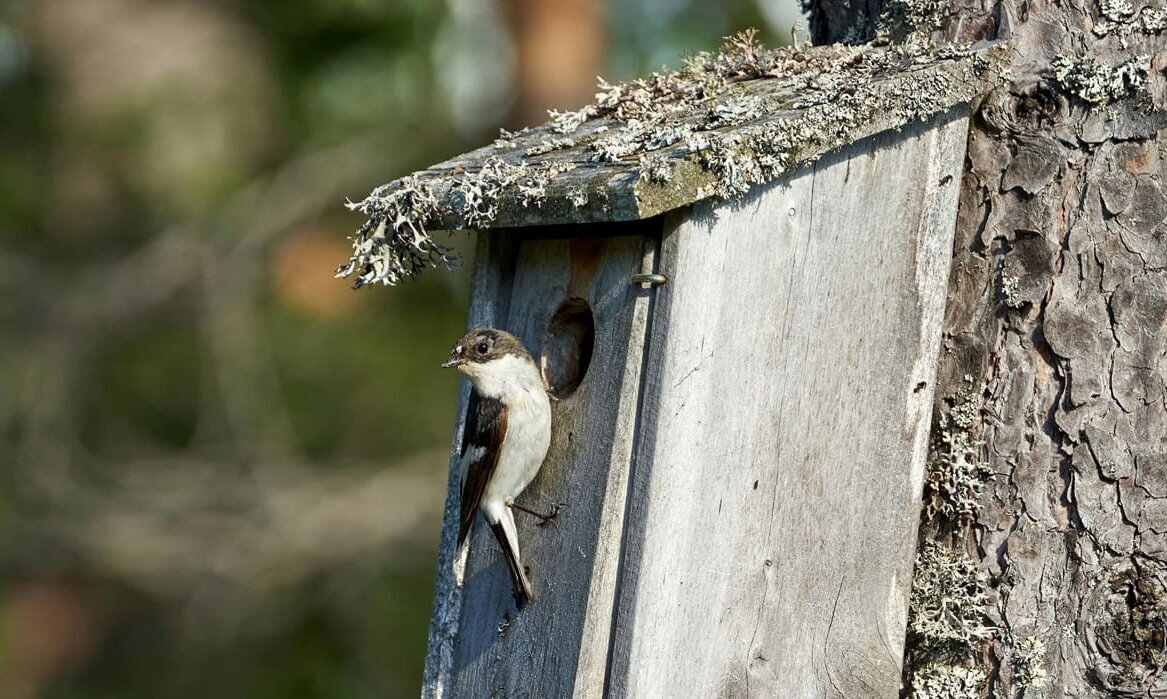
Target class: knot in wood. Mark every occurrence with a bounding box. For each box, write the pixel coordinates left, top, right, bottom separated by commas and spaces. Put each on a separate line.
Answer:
1083, 566, 1167, 696
977, 82, 1067, 136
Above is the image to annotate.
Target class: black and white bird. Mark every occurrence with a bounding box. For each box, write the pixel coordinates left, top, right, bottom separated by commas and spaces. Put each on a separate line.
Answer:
442, 327, 553, 603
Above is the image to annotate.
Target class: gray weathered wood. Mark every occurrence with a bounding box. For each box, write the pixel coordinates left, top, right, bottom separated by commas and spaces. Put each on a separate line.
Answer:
380, 45, 995, 230
338, 38, 1003, 289
422, 231, 515, 698
604, 109, 969, 697
424, 226, 658, 697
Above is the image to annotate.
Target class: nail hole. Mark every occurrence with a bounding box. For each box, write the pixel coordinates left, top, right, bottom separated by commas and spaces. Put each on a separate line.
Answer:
540, 297, 594, 399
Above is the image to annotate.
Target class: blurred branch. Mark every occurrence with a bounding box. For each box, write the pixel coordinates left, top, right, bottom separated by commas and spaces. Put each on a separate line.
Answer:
9, 132, 397, 334
198, 132, 406, 461
14, 449, 448, 595
4, 128, 438, 564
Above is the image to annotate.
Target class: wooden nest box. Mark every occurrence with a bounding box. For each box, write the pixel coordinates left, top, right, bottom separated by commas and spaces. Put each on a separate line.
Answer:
339, 34, 1004, 697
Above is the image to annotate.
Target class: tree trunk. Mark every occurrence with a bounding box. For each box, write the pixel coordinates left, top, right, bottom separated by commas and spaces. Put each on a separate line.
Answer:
505, 0, 605, 127
806, 0, 1167, 694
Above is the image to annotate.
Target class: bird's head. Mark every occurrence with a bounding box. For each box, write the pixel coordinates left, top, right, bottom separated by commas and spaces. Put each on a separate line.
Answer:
441, 327, 533, 377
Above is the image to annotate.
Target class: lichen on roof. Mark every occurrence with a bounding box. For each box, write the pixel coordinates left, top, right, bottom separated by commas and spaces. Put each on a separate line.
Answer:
338, 30, 1004, 288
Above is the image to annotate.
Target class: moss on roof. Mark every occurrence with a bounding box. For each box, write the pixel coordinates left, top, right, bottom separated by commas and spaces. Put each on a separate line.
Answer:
338, 30, 1005, 288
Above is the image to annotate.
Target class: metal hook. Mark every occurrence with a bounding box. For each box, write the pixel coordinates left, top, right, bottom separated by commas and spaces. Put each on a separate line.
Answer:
630, 273, 667, 287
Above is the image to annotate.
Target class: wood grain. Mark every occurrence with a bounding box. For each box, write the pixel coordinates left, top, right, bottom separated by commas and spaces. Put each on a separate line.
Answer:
422, 232, 517, 698
605, 109, 969, 697
424, 226, 659, 697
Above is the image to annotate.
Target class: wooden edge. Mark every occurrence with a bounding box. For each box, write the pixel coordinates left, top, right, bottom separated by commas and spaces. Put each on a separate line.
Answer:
421, 233, 515, 698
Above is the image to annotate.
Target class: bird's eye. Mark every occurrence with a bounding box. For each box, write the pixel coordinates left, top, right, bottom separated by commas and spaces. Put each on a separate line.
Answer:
476, 341, 490, 354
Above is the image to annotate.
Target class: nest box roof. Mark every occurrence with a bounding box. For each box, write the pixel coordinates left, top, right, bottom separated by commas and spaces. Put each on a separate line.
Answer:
338, 31, 1004, 288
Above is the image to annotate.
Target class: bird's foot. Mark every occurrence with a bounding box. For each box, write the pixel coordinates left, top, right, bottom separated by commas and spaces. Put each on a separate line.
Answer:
505, 497, 564, 527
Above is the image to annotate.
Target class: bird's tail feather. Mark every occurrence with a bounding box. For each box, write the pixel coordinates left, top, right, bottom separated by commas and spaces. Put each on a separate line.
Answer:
490, 521, 534, 604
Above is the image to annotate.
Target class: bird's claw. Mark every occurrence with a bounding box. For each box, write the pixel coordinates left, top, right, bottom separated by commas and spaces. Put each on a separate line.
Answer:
505, 498, 566, 528
536, 503, 565, 528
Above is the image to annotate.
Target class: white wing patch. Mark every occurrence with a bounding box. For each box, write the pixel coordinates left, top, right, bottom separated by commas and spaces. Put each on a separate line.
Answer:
461, 446, 486, 485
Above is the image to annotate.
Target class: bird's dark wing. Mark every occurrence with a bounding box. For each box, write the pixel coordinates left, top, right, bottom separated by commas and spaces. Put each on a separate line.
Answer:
458, 390, 507, 545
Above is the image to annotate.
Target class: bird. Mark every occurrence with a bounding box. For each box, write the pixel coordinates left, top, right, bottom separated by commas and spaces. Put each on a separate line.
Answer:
442, 327, 553, 604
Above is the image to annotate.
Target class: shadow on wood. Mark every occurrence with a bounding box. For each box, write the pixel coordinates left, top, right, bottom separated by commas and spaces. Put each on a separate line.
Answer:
443, 227, 659, 697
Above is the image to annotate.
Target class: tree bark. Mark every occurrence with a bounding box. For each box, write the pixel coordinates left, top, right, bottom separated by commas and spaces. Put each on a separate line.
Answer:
505, 0, 605, 127
808, 0, 1167, 695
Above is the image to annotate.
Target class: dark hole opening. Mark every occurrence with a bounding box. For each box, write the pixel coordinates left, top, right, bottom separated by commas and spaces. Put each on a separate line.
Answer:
540, 297, 594, 400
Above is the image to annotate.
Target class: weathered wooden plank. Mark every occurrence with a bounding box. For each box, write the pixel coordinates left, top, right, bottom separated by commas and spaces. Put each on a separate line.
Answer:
605, 108, 968, 697
338, 39, 1003, 288
424, 226, 658, 697
422, 232, 517, 698
397, 45, 995, 230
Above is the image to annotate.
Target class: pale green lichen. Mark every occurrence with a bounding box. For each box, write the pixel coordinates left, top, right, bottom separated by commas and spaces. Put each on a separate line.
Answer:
1000, 270, 1024, 309
903, 542, 994, 697
566, 186, 588, 208
524, 137, 576, 157
697, 135, 758, 198
907, 662, 986, 698
590, 133, 644, 163
548, 107, 591, 134
339, 157, 577, 285
1012, 635, 1049, 689
643, 122, 693, 150
703, 97, 762, 128
338, 30, 1000, 287
1094, 0, 1167, 39
1100, 0, 1136, 22
492, 127, 522, 149
336, 177, 455, 288
450, 157, 530, 228
1052, 55, 1149, 104
908, 375, 997, 693
924, 376, 993, 523
908, 541, 994, 651
638, 153, 673, 184
1140, 6, 1167, 32
516, 170, 549, 208
561, 29, 983, 196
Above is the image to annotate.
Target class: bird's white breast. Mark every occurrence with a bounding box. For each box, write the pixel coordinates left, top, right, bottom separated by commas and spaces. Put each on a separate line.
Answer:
463, 354, 552, 501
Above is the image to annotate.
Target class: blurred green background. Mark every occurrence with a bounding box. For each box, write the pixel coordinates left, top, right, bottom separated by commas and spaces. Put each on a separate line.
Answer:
0, 1, 797, 696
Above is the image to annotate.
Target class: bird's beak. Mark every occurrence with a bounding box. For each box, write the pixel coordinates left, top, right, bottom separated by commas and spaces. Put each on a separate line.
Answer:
441, 355, 465, 369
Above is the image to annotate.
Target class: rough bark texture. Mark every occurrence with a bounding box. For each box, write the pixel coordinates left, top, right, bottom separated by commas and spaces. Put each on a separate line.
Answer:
812, 0, 1167, 695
